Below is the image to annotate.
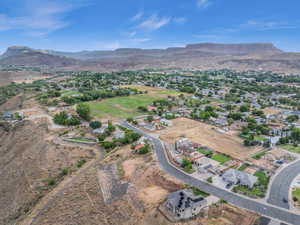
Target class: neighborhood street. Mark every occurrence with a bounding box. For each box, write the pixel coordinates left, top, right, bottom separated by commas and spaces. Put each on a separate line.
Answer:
121, 122, 300, 225
267, 160, 300, 209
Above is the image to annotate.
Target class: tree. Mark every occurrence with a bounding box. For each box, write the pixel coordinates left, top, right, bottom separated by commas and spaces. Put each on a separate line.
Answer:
89, 121, 102, 129
291, 128, 300, 143
76, 103, 91, 121
286, 115, 299, 123
240, 104, 250, 112
137, 106, 148, 112
146, 115, 154, 123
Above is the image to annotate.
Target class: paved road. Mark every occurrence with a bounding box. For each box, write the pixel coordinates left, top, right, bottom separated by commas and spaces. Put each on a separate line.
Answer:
121, 122, 300, 225
267, 160, 300, 209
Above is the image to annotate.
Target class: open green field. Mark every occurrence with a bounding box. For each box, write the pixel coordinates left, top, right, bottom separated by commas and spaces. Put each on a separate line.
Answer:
87, 86, 182, 119
281, 144, 300, 154
87, 94, 160, 119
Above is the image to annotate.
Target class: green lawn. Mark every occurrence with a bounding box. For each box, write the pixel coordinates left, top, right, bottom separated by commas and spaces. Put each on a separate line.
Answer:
233, 171, 270, 198
254, 171, 270, 186
254, 136, 268, 142
191, 187, 210, 197
86, 94, 162, 119
281, 144, 300, 154
212, 154, 231, 165
197, 148, 212, 156
293, 188, 300, 204
233, 185, 265, 198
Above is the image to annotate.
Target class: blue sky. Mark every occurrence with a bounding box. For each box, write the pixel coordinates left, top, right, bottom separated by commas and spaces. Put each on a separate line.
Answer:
0, 0, 299, 52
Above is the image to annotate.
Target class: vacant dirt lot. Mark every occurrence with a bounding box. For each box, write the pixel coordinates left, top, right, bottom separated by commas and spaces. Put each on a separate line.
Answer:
155, 118, 262, 160
263, 107, 284, 115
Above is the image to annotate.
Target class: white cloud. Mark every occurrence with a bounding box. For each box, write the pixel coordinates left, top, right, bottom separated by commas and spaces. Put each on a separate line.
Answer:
137, 14, 171, 31
131, 11, 144, 22
129, 38, 151, 43
197, 0, 212, 8
0, 0, 87, 36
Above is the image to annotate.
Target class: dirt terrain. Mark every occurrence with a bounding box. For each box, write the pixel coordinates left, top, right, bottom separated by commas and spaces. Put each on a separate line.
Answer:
0, 71, 49, 86
0, 119, 96, 225
155, 118, 263, 160
20, 137, 259, 225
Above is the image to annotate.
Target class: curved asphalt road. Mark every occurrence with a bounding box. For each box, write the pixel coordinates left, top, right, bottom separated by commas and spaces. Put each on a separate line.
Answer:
267, 160, 300, 209
121, 122, 300, 225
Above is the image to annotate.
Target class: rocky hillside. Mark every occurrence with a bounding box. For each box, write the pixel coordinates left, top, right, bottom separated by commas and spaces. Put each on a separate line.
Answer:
0, 46, 79, 67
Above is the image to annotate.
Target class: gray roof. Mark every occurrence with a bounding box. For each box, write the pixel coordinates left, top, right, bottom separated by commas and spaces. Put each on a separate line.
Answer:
167, 189, 206, 211
222, 169, 258, 188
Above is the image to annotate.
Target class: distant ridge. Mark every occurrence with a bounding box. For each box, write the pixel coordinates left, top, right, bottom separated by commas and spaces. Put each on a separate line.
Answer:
39, 42, 283, 60
1, 42, 299, 74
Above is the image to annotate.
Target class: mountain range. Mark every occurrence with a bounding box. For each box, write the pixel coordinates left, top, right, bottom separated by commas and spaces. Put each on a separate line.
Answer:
0, 43, 300, 74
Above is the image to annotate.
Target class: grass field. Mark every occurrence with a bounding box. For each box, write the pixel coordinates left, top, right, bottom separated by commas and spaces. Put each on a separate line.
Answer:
212, 154, 232, 164
281, 144, 300, 154
87, 86, 182, 119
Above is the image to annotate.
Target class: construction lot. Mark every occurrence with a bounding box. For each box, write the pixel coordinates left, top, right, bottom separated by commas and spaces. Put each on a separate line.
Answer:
155, 118, 263, 160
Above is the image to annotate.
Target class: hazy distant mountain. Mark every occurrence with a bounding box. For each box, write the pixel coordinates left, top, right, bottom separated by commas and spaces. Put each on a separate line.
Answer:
41, 43, 283, 60
1, 43, 300, 74
0, 46, 79, 67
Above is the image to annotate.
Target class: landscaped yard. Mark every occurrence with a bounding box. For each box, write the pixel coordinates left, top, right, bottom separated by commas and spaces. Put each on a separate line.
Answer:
197, 148, 212, 156
191, 187, 210, 197
292, 188, 300, 204
281, 144, 300, 154
212, 154, 231, 164
233, 170, 270, 198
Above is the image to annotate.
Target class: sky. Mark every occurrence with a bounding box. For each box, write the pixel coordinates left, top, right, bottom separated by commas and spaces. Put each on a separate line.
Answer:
0, 0, 300, 53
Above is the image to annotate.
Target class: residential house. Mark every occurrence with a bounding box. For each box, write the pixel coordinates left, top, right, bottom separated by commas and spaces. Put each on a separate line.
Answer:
194, 157, 220, 174
165, 189, 207, 220
113, 129, 125, 139
222, 169, 258, 188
